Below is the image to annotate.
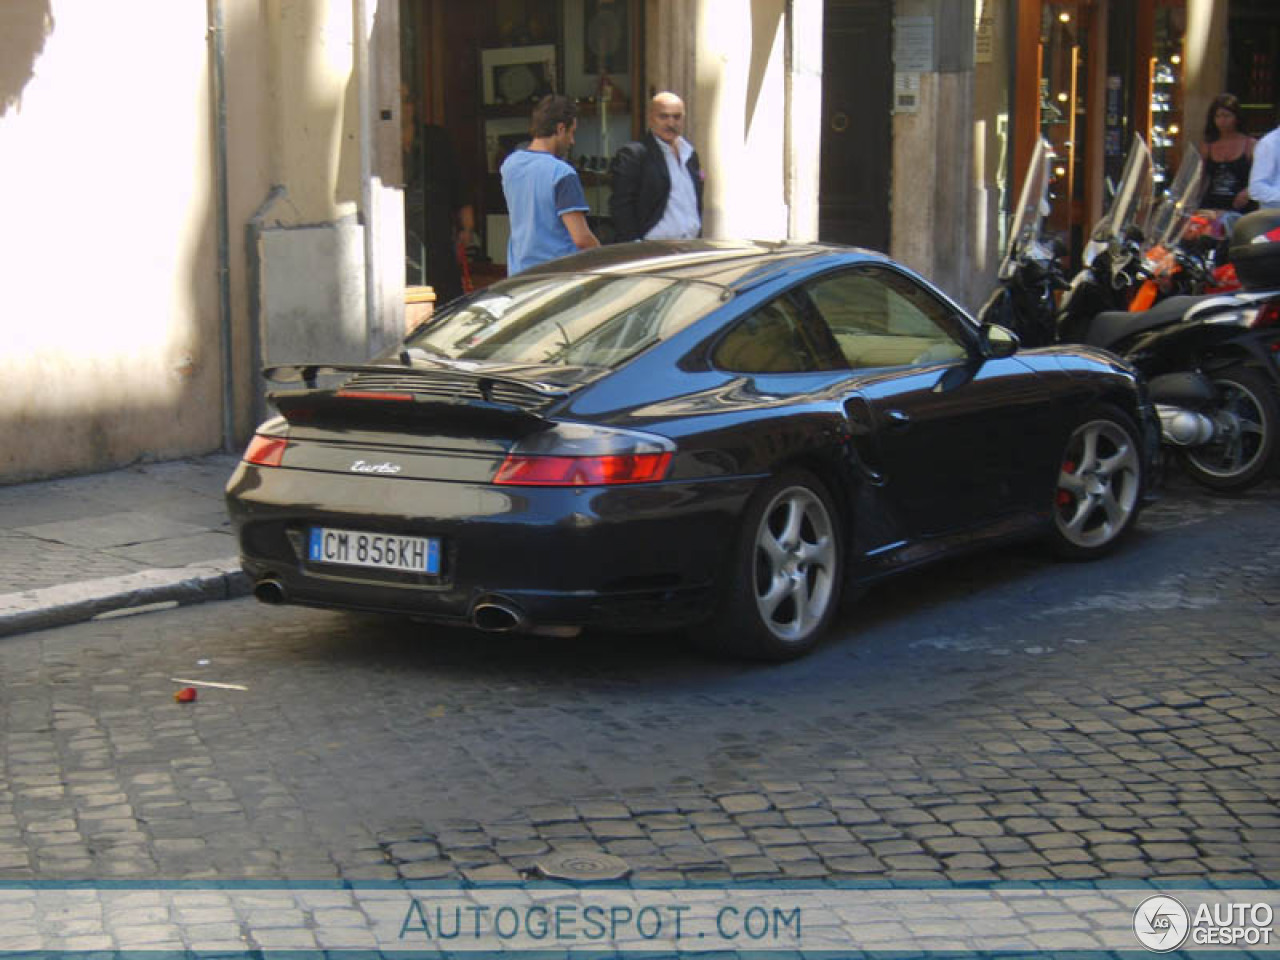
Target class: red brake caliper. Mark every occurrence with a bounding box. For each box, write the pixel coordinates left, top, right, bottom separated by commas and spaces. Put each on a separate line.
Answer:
1057, 460, 1076, 507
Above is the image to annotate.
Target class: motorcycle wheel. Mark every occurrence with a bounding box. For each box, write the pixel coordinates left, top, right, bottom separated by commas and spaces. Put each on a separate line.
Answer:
1048, 406, 1145, 560
1178, 365, 1279, 492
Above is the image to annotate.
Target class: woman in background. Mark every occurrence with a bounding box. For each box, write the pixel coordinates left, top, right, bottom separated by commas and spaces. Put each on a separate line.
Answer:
1200, 93, 1257, 216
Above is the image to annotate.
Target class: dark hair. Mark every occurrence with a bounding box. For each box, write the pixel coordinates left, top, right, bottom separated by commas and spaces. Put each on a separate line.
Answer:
1204, 93, 1247, 142
530, 95, 577, 139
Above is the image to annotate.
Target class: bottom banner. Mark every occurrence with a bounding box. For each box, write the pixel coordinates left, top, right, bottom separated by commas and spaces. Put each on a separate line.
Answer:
0, 884, 1275, 954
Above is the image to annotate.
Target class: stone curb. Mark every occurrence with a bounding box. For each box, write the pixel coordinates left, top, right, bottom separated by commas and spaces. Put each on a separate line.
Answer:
0, 558, 251, 638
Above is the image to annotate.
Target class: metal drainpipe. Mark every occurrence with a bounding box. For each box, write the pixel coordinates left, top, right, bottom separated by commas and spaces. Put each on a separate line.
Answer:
208, 0, 235, 451
355, 0, 378, 355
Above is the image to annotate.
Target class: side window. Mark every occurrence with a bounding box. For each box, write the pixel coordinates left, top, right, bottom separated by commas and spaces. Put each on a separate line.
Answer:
804, 267, 971, 369
713, 295, 845, 373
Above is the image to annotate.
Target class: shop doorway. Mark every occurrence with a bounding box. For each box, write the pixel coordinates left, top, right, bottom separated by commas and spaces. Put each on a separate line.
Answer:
819, 0, 892, 251
400, 0, 643, 304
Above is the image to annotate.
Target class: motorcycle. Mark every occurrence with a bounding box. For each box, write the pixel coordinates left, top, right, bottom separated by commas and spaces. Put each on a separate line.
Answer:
1054, 134, 1161, 343
1124, 145, 1209, 310
977, 137, 1067, 348
982, 135, 1280, 492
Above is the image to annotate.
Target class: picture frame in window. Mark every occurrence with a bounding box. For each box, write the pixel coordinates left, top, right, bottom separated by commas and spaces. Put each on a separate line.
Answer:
485, 117, 531, 173
563, 0, 632, 100
481, 45, 558, 106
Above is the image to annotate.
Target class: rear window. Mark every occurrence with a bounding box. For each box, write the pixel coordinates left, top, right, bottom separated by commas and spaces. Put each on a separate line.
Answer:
404, 274, 726, 368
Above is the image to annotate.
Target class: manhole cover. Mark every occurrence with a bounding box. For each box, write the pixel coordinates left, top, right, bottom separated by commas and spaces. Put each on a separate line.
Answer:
534, 850, 630, 882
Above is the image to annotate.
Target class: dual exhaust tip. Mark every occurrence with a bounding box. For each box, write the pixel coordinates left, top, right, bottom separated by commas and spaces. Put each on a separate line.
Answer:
470, 597, 527, 633
253, 579, 286, 605
251, 579, 547, 635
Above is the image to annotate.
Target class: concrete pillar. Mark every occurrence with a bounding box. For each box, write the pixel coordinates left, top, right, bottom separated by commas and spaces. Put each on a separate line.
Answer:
658, 0, 822, 242
1183, 0, 1228, 149
692, 0, 791, 239
891, 0, 978, 307
787, 0, 824, 240
645, 0, 698, 108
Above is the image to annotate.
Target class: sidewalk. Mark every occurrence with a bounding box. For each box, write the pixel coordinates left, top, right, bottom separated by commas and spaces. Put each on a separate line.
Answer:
0, 453, 250, 638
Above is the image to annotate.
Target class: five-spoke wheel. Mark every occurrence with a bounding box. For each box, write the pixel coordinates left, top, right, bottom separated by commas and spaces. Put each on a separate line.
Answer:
708, 469, 842, 660
1051, 408, 1144, 558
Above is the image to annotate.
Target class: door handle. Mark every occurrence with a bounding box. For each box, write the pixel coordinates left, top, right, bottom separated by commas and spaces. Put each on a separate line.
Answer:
885, 409, 911, 430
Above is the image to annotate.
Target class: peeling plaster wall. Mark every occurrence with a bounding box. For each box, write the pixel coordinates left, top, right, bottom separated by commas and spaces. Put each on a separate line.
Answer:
0, 1, 221, 481
249, 0, 402, 404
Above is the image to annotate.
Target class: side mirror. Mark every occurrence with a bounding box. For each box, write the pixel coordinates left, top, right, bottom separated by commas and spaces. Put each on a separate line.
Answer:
981, 323, 1020, 359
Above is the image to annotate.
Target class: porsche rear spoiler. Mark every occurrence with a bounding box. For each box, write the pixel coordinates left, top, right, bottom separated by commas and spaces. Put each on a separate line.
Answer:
263, 362, 576, 430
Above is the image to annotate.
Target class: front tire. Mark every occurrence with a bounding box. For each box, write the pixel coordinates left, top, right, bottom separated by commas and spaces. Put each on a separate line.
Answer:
1178, 365, 1278, 492
704, 469, 842, 661
1049, 406, 1144, 559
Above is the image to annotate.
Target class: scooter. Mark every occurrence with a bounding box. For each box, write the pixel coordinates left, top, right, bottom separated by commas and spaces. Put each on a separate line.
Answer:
976, 137, 1067, 347
982, 136, 1280, 492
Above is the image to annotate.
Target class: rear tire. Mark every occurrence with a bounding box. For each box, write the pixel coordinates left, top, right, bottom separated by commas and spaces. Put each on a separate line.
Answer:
700, 469, 842, 661
1178, 365, 1278, 492
1048, 405, 1145, 560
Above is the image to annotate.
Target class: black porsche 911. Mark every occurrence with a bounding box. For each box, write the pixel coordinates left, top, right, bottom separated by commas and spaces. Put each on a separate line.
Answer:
226, 240, 1157, 660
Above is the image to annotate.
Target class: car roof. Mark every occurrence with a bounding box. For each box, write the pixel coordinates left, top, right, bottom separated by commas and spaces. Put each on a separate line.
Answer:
522, 239, 892, 292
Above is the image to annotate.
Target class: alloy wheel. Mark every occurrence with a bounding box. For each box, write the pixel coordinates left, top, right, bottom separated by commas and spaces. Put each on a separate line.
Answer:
1055, 418, 1141, 549
752, 486, 837, 642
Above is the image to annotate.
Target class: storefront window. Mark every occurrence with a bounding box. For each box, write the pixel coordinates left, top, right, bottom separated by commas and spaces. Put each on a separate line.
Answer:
1150, 3, 1186, 190
400, 0, 639, 295
1038, 3, 1085, 241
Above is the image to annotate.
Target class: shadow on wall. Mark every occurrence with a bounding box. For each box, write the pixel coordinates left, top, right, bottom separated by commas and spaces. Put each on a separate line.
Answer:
0, 1, 54, 117
745, 3, 782, 138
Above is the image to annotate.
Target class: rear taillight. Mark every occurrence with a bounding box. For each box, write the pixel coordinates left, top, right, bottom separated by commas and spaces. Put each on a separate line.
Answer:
243, 434, 288, 467
1252, 301, 1280, 329
494, 452, 672, 486
492, 423, 674, 487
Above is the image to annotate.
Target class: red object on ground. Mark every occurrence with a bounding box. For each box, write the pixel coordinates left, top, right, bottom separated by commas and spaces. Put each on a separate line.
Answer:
174, 686, 198, 703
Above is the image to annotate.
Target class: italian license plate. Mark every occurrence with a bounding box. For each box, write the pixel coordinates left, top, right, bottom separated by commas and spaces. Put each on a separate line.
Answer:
308, 527, 440, 575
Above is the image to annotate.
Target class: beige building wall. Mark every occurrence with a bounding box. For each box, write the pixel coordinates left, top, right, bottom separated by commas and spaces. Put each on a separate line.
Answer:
0, 1, 221, 481
0, 0, 402, 482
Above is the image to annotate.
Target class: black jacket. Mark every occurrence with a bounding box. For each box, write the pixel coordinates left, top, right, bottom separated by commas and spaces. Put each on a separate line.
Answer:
608, 132, 703, 242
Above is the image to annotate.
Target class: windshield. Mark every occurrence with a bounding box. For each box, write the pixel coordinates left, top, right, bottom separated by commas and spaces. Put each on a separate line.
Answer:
402, 274, 726, 369
1083, 134, 1154, 264
1000, 136, 1054, 279
1144, 147, 1207, 251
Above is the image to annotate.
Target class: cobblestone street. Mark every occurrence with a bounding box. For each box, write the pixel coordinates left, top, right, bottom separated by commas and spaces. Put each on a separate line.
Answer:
0, 476, 1277, 899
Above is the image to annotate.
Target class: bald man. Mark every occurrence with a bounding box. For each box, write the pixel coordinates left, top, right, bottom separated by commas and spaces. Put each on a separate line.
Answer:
608, 91, 704, 242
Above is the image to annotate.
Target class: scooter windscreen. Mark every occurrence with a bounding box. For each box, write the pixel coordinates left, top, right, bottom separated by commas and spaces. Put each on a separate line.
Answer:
999, 136, 1054, 280
1144, 147, 1208, 251
1083, 134, 1155, 266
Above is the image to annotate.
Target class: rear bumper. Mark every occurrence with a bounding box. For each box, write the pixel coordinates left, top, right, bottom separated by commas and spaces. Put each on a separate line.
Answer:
226, 463, 756, 632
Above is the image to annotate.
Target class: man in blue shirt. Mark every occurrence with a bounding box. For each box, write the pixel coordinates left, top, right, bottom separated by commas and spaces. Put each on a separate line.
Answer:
501, 95, 600, 274
1250, 118, 1280, 210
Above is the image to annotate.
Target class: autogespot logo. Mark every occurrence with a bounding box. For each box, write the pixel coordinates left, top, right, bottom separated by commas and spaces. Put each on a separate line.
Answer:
1134, 895, 1190, 952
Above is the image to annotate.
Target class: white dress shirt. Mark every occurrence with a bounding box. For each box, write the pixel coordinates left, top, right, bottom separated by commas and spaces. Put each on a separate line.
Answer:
1249, 127, 1280, 209
644, 136, 701, 240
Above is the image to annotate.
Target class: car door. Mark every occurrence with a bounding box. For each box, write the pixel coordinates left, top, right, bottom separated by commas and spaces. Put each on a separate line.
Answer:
799, 265, 1050, 539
